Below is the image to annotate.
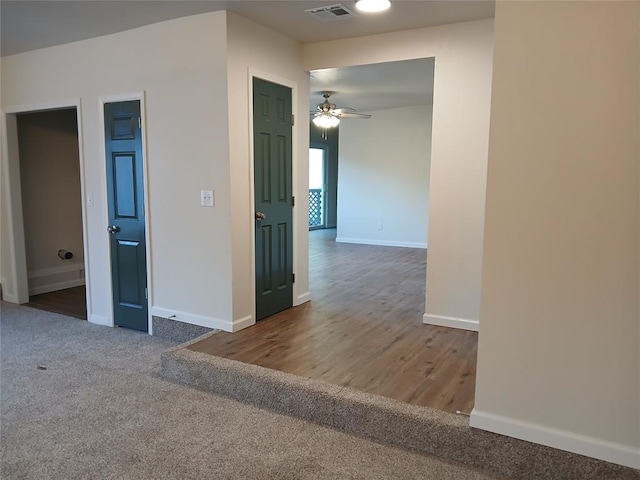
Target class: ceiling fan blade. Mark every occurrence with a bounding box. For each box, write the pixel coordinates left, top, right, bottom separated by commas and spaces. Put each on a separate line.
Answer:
310, 91, 372, 120
333, 107, 357, 114
310, 111, 340, 117
338, 111, 372, 119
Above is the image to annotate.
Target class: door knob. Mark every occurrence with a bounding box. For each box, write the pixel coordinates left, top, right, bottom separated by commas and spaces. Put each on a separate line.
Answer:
255, 212, 266, 220
107, 225, 121, 234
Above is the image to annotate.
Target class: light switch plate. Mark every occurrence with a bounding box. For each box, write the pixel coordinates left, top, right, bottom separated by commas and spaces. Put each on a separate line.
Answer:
200, 190, 214, 207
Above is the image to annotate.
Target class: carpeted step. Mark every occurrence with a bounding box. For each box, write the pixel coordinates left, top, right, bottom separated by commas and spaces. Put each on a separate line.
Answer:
160, 342, 637, 480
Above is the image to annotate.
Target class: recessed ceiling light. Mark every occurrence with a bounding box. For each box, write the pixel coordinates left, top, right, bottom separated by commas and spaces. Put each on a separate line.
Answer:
355, 0, 391, 13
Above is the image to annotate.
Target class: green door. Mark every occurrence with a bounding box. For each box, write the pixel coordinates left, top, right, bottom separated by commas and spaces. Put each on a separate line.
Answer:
253, 78, 294, 320
104, 100, 148, 332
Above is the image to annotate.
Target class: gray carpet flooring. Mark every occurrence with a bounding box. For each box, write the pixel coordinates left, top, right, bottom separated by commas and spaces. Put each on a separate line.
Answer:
1, 302, 501, 479
160, 345, 639, 480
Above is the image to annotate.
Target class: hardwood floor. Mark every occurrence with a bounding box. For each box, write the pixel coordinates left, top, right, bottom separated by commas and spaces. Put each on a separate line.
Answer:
27, 286, 87, 320
189, 229, 478, 414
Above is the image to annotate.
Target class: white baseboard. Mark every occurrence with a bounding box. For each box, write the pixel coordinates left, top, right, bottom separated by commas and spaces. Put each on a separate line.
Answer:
151, 306, 238, 333
27, 264, 86, 296
295, 291, 311, 306
232, 315, 254, 332
1, 278, 17, 303
336, 237, 427, 249
423, 313, 479, 331
28, 264, 84, 279
470, 409, 640, 470
88, 314, 111, 327
2, 292, 18, 303
29, 279, 85, 296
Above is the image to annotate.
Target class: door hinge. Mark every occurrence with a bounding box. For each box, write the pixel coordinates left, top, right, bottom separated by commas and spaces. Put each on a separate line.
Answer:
145, 287, 148, 299
292, 196, 295, 207
292, 273, 295, 283
138, 117, 141, 129
291, 114, 295, 126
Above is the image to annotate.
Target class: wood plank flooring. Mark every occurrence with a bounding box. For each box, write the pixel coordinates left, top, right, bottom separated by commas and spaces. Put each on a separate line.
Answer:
189, 229, 478, 414
27, 286, 87, 320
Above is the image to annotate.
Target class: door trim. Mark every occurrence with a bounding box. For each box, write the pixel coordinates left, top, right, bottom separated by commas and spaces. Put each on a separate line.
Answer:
248, 68, 302, 324
1, 99, 94, 320
99, 92, 153, 333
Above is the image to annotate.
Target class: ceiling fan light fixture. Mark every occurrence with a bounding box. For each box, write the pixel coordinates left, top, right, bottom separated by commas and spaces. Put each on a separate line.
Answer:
355, 0, 391, 13
313, 114, 340, 128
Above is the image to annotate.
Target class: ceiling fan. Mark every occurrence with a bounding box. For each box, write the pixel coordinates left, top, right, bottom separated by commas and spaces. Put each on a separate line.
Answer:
310, 91, 372, 131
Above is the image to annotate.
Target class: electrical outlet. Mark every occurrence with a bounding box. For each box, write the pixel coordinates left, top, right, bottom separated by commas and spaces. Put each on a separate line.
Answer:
378, 221, 383, 230
200, 190, 214, 207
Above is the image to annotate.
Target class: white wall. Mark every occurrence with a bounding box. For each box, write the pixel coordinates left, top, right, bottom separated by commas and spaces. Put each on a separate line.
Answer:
0, 175, 8, 295
0, 98, 16, 299
304, 19, 494, 329
226, 12, 310, 327
1, 12, 234, 328
337, 104, 431, 248
1, 112, 29, 303
472, 1, 639, 469
0, 165, 11, 299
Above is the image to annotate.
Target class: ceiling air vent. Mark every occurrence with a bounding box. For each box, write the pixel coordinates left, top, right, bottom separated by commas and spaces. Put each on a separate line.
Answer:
305, 4, 356, 22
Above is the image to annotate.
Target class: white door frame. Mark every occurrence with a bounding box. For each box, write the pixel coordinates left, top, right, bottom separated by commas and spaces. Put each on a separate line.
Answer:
98, 92, 154, 333
247, 68, 301, 323
1, 99, 92, 315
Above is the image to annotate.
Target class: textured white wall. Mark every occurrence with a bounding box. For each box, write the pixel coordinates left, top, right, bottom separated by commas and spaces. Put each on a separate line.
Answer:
1, 12, 233, 326
304, 19, 494, 326
337, 104, 431, 248
473, 1, 639, 468
226, 12, 310, 326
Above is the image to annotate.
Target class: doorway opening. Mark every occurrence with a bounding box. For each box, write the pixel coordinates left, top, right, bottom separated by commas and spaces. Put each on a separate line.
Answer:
252, 77, 294, 321
308, 146, 327, 230
308, 58, 433, 305
308, 109, 339, 232
103, 100, 149, 332
15, 108, 87, 320
179, 57, 482, 414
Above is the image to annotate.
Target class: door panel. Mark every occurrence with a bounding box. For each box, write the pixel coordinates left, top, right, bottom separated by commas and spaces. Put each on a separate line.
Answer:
253, 78, 293, 321
259, 225, 272, 295
104, 100, 148, 332
113, 154, 137, 217
276, 222, 289, 289
115, 240, 141, 305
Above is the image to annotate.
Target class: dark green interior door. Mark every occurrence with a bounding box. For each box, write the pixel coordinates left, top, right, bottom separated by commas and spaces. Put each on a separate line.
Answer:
253, 78, 294, 321
104, 100, 148, 332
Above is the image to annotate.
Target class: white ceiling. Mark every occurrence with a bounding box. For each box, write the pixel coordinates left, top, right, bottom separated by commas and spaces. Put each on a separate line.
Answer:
0, 1, 494, 57
0, 1, 492, 115
310, 58, 435, 113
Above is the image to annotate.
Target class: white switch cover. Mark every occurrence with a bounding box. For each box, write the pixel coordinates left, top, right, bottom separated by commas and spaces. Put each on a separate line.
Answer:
200, 190, 214, 207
